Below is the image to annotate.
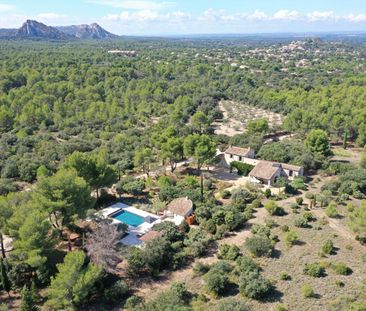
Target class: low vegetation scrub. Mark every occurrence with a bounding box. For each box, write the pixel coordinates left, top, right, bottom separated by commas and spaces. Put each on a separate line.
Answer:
215, 297, 250, 311
279, 272, 291, 281
204, 262, 232, 297
193, 262, 210, 276
294, 216, 310, 228
275, 304, 288, 311
332, 262, 352, 275
284, 230, 299, 247
245, 234, 273, 257
303, 262, 326, 278
217, 244, 241, 261
264, 200, 285, 216
302, 284, 315, 298
230, 161, 254, 176
325, 202, 338, 218
236, 256, 273, 300
321, 239, 334, 256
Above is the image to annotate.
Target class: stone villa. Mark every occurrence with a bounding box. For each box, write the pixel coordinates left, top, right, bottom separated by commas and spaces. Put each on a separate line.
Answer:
222, 146, 304, 187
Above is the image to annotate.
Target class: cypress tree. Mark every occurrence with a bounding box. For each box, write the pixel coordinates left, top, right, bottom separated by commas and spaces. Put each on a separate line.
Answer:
0, 258, 11, 297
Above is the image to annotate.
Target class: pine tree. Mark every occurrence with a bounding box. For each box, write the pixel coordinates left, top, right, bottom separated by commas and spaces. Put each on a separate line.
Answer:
0, 258, 11, 297
20, 285, 37, 311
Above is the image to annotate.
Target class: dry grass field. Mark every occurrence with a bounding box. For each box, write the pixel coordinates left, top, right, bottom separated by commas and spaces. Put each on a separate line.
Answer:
213, 100, 284, 136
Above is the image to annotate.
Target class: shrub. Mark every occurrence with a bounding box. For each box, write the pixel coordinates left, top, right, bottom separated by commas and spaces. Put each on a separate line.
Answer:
303, 212, 316, 222
305, 192, 315, 200
193, 262, 210, 276
281, 225, 289, 232
217, 244, 240, 261
215, 297, 250, 311
251, 199, 262, 209
264, 188, 272, 198
335, 280, 345, 287
230, 161, 254, 176
264, 200, 285, 216
303, 263, 325, 277
296, 197, 304, 205
245, 235, 273, 257
220, 189, 231, 199
321, 240, 334, 255
332, 262, 351, 275
294, 216, 309, 228
284, 230, 299, 247
204, 269, 229, 296
124, 296, 144, 310
275, 304, 288, 311
239, 271, 273, 299
279, 272, 291, 281
103, 280, 129, 305
325, 202, 338, 218
302, 284, 315, 298
290, 203, 300, 211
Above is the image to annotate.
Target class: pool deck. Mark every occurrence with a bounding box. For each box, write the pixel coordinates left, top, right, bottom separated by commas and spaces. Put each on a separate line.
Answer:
100, 202, 163, 246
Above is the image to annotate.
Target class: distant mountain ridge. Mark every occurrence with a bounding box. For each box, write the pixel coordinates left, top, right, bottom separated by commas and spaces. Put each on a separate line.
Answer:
56, 23, 117, 39
0, 20, 118, 40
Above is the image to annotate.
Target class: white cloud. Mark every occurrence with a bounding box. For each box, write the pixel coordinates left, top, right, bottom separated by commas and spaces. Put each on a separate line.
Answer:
307, 11, 337, 22
198, 9, 237, 22
247, 10, 269, 21
273, 10, 301, 21
344, 14, 366, 22
0, 3, 15, 12
90, 0, 174, 10
102, 9, 189, 23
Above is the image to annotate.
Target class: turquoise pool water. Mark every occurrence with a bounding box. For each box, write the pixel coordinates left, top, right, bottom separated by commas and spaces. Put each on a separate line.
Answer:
112, 210, 145, 227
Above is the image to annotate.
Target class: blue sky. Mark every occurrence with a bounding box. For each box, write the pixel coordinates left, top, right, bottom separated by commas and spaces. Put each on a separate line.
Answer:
0, 0, 365, 35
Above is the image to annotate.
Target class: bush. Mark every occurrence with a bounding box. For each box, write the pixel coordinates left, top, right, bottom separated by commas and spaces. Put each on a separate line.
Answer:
239, 271, 273, 299
103, 280, 129, 305
284, 230, 299, 247
193, 262, 210, 276
305, 192, 315, 200
281, 225, 289, 232
325, 202, 338, 218
302, 284, 315, 298
290, 203, 300, 211
217, 244, 240, 261
230, 161, 254, 176
124, 296, 144, 310
321, 240, 334, 255
220, 189, 231, 199
296, 197, 304, 205
279, 272, 291, 281
264, 188, 272, 198
245, 235, 273, 257
264, 200, 285, 216
275, 304, 288, 311
215, 297, 250, 311
294, 216, 310, 228
303, 263, 325, 277
204, 269, 229, 296
303, 212, 316, 222
332, 262, 351, 275
251, 199, 262, 209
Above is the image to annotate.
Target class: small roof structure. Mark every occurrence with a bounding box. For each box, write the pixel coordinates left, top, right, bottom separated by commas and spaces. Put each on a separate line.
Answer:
249, 161, 281, 181
139, 230, 162, 242
167, 197, 193, 217
281, 163, 303, 172
225, 146, 252, 157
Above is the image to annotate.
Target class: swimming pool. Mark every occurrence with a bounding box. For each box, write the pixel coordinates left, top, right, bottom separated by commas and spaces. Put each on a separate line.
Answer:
111, 210, 145, 227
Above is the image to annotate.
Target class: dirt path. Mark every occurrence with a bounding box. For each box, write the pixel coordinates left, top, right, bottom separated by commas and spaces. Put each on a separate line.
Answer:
134, 207, 268, 300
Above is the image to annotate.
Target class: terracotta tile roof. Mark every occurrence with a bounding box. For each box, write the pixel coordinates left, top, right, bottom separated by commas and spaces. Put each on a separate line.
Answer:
249, 161, 281, 181
167, 197, 193, 217
139, 230, 162, 242
225, 146, 251, 157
